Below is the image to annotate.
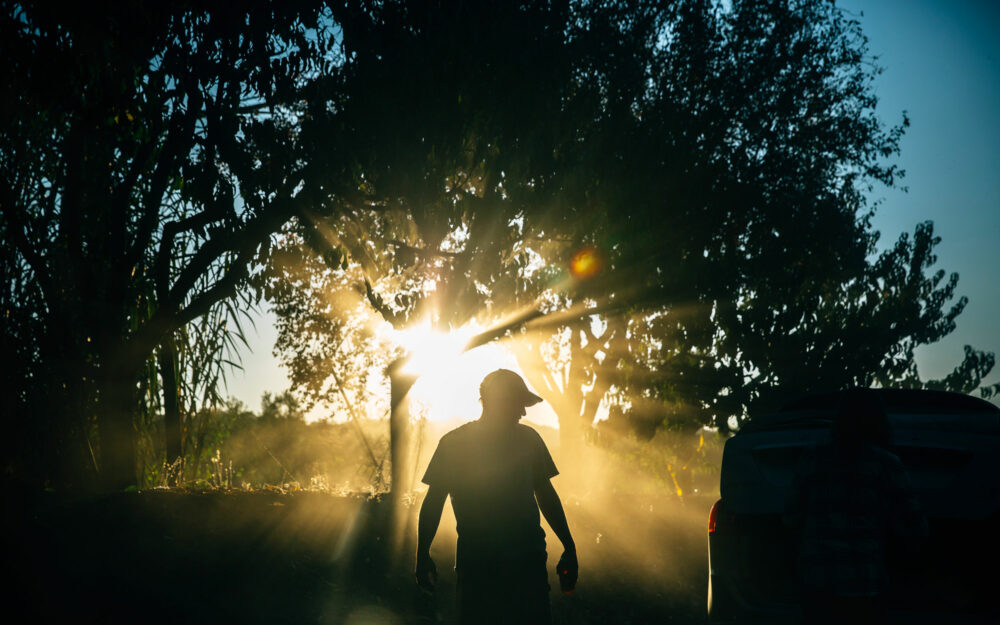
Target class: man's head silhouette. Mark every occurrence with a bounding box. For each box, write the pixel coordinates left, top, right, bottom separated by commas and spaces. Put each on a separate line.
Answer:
479, 369, 542, 423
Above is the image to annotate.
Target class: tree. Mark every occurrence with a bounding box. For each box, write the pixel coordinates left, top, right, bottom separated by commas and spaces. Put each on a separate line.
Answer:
0, 2, 343, 489
267, 0, 992, 472
512, 0, 995, 435
259, 390, 306, 422
264, 0, 618, 484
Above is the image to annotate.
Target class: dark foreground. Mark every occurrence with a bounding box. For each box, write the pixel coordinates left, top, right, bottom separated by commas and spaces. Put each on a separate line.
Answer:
5, 489, 711, 625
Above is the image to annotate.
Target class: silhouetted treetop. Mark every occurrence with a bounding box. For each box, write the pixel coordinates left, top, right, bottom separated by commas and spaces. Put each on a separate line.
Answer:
1, 1, 342, 489
2, 0, 992, 491
271, 0, 990, 440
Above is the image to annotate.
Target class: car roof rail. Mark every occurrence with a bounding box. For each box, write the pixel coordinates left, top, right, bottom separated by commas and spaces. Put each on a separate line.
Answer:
779, 389, 999, 415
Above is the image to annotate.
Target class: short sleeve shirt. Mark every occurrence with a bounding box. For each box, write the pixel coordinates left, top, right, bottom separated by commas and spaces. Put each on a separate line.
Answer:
422, 420, 559, 567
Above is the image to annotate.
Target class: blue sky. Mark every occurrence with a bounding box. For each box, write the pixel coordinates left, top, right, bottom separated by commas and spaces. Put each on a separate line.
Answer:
227, 0, 1000, 411
838, 0, 1000, 387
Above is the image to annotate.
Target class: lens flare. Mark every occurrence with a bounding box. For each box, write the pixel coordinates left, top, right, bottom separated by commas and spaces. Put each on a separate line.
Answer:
570, 246, 602, 279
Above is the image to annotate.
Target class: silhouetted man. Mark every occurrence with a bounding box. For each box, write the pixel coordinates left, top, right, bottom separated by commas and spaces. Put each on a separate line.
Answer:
415, 369, 577, 625
785, 388, 927, 625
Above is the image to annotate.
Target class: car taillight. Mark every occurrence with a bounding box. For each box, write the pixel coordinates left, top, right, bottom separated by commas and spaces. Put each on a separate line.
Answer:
708, 499, 721, 535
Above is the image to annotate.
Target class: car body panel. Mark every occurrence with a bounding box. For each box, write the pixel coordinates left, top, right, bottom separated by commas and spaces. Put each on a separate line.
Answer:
708, 390, 1000, 624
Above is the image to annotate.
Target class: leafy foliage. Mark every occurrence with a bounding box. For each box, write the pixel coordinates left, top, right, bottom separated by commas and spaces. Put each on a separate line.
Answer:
268, 0, 993, 448
0, 2, 343, 488
3, 0, 993, 490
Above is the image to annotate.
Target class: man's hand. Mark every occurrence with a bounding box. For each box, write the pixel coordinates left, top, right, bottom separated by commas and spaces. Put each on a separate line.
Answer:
556, 548, 578, 594
415, 551, 437, 591
535, 479, 577, 593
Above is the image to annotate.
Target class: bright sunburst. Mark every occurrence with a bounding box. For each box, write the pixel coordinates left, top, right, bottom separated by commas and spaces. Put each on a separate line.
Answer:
389, 321, 556, 427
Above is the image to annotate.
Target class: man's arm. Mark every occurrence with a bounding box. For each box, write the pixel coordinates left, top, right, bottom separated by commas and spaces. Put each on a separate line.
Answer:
535, 478, 577, 592
415, 484, 448, 589
535, 478, 574, 552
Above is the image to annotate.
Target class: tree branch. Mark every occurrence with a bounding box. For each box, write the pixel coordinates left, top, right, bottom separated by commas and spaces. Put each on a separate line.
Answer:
139, 196, 295, 357
389, 239, 463, 259
0, 185, 56, 306
132, 71, 206, 265
363, 278, 407, 327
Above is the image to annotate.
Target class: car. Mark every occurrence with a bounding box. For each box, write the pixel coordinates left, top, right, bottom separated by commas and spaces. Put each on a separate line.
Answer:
706, 389, 1000, 624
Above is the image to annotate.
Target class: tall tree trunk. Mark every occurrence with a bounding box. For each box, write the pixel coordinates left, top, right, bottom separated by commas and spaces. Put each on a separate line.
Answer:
36, 328, 98, 490
158, 334, 183, 483
43, 376, 93, 490
513, 319, 625, 489
388, 358, 418, 497
386, 357, 418, 552
97, 349, 141, 491
513, 337, 586, 484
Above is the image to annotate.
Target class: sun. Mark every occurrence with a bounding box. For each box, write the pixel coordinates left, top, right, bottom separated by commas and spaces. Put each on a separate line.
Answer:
389, 322, 557, 427
391, 322, 502, 422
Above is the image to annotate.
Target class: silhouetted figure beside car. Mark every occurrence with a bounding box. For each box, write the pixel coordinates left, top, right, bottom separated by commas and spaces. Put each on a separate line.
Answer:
784, 388, 928, 625
415, 369, 577, 625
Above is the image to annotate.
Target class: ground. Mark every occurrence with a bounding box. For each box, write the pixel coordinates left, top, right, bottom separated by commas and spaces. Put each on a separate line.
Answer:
6, 489, 712, 625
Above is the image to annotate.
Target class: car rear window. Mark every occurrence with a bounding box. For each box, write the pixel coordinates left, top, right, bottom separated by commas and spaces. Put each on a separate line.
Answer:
740, 390, 1000, 434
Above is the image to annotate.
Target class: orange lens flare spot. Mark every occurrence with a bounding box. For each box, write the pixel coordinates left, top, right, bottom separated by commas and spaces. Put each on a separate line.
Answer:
569, 246, 602, 279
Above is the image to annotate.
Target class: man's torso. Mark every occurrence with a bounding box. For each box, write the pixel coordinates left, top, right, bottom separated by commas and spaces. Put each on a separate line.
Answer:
423, 421, 558, 567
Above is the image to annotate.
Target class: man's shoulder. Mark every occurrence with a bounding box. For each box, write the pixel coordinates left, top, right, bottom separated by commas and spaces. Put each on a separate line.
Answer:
515, 422, 541, 435
516, 424, 556, 460
514, 422, 546, 443
438, 421, 548, 450
439, 420, 479, 444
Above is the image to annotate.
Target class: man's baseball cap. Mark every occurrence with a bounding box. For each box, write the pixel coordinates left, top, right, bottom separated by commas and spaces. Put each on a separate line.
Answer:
479, 369, 543, 407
